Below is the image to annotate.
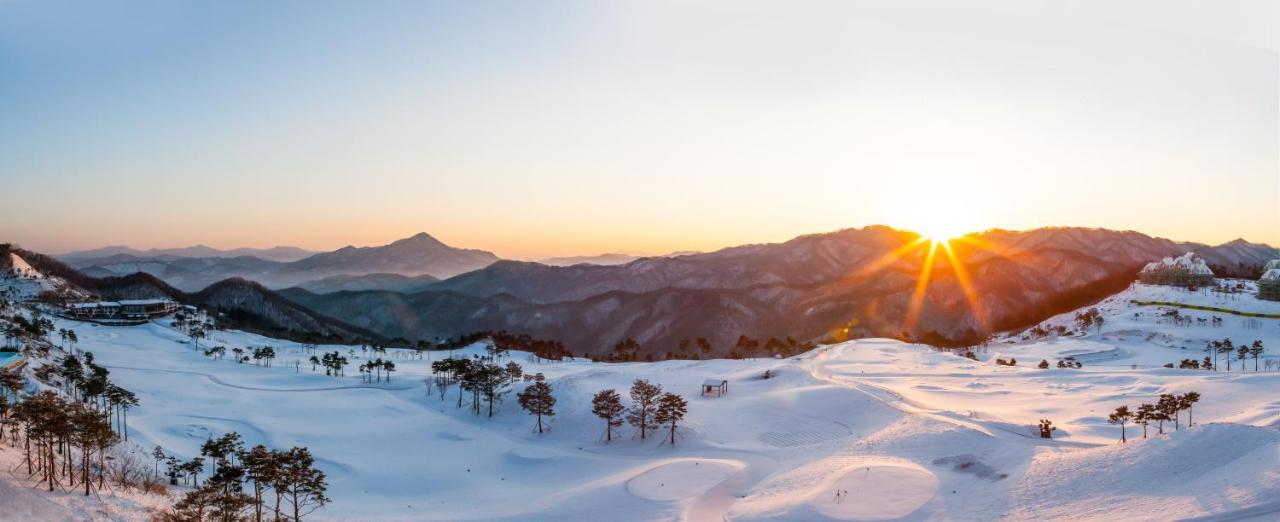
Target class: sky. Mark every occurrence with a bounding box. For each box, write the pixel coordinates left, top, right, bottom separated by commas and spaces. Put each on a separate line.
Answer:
1, 1, 1277, 259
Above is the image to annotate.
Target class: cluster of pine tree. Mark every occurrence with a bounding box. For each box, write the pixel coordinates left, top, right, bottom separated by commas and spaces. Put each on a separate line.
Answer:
6, 308, 55, 344
39, 351, 141, 439
437, 331, 572, 362
591, 380, 688, 446
1108, 391, 1201, 442
1202, 339, 1266, 372
1073, 308, 1105, 333
601, 334, 819, 363
162, 431, 330, 522
358, 359, 396, 382
429, 355, 525, 417
209, 346, 276, 366
307, 351, 350, 377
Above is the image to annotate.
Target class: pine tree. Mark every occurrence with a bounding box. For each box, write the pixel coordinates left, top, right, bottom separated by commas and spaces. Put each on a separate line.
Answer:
591, 389, 625, 442
69, 404, 114, 496
1107, 405, 1132, 443
275, 447, 330, 521
1135, 403, 1155, 438
627, 379, 663, 440
653, 392, 688, 446
1154, 394, 1177, 433
1221, 339, 1234, 371
242, 445, 281, 522
1181, 391, 1200, 427
1249, 340, 1264, 372
504, 361, 523, 384
517, 379, 556, 434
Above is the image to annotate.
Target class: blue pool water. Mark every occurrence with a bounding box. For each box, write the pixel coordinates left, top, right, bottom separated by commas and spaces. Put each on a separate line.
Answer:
0, 351, 19, 367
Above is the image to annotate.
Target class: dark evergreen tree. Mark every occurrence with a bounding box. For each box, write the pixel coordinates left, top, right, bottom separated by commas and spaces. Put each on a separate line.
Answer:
653, 392, 688, 446
1107, 405, 1132, 443
274, 447, 330, 521
517, 378, 556, 434
591, 389, 625, 443
627, 379, 662, 440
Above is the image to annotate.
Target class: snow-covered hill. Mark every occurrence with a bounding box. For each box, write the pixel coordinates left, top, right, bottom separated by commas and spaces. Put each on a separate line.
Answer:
2, 252, 86, 301
4, 278, 1277, 520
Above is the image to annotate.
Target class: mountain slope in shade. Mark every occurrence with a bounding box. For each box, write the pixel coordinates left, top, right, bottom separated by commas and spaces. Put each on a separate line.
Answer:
2, 244, 374, 343
428, 227, 1278, 304
289, 273, 440, 294
61, 244, 316, 262
537, 253, 645, 266
287, 226, 1276, 357
537, 251, 704, 267
61, 232, 500, 291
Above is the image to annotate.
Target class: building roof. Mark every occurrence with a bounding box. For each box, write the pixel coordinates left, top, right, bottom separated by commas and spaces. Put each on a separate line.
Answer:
117, 299, 174, 306
1261, 268, 1280, 282
702, 379, 728, 386
1265, 259, 1280, 272
69, 301, 120, 309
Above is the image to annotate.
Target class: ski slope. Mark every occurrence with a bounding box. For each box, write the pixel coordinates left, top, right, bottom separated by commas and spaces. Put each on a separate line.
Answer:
4, 280, 1278, 521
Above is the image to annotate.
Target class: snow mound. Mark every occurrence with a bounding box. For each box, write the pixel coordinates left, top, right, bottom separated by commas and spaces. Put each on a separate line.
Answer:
1010, 424, 1280, 520
625, 459, 742, 501
808, 463, 939, 521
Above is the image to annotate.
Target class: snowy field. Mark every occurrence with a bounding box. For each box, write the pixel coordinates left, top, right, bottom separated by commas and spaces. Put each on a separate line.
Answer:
4, 280, 1279, 520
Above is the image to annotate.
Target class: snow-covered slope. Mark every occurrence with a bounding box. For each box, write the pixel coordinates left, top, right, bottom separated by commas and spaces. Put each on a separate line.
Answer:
2, 252, 86, 301
7, 279, 1275, 520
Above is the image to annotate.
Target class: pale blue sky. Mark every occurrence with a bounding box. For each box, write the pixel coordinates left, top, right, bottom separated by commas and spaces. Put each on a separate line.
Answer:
1, 1, 1277, 258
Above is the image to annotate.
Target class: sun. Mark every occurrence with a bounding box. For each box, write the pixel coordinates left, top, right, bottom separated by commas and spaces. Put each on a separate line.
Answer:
916, 221, 970, 243
896, 186, 983, 243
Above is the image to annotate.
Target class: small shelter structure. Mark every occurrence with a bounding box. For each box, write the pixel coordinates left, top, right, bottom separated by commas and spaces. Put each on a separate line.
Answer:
701, 379, 728, 397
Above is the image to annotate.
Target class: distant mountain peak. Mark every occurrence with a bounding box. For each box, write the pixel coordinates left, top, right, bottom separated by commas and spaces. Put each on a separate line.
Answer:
389, 232, 446, 248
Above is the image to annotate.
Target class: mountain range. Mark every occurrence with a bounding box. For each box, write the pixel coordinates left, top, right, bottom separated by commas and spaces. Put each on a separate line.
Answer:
62, 232, 498, 291
536, 251, 700, 267
18, 226, 1280, 358
280, 226, 1278, 357
61, 244, 316, 262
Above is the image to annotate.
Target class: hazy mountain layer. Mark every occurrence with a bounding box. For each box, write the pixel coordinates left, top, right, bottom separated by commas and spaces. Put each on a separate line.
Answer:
62, 232, 498, 291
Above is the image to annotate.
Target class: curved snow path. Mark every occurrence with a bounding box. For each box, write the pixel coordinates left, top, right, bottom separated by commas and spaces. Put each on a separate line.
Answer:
684, 452, 779, 522
103, 365, 416, 392
810, 345, 1101, 448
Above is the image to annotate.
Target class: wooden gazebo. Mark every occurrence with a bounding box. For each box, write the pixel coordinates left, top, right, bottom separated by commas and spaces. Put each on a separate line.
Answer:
701, 379, 728, 397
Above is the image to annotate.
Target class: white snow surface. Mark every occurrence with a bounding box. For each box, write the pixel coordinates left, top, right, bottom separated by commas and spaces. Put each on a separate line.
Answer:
3, 253, 78, 301
1141, 252, 1215, 276
2, 280, 1278, 520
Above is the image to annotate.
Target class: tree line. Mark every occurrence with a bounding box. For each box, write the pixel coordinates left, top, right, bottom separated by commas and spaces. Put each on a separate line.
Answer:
600, 334, 817, 362
1201, 339, 1266, 372
428, 353, 691, 445
591, 379, 688, 445
1108, 391, 1201, 442
437, 331, 573, 362
160, 431, 330, 522
0, 327, 332, 521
